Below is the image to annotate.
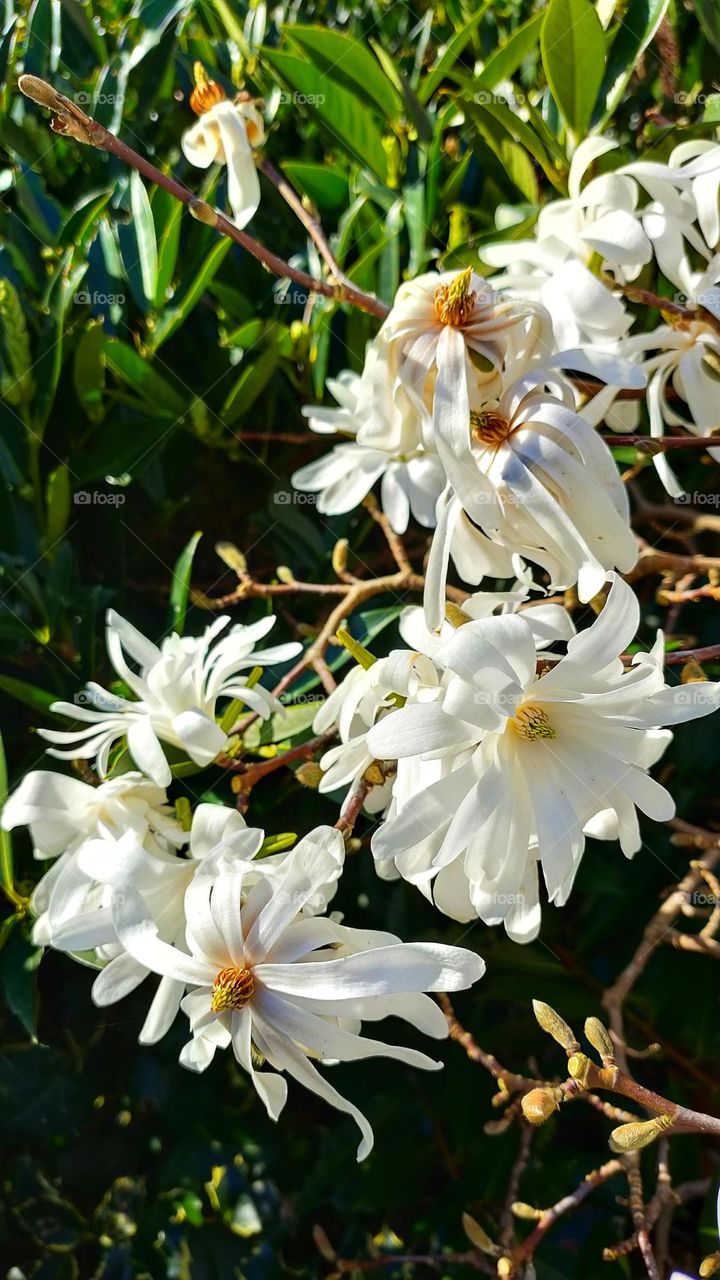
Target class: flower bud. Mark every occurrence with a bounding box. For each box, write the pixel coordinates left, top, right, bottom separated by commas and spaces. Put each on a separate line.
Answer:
335, 626, 376, 670
584, 1016, 615, 1064
532, 1000, 579, 1053
295, 762, 323, 789
461, 1212, 498, 1255
521, 1087, 562, 1125
609, 1114, 674, 1153
331, 539, 349, 577
512, 1202, 543, 1221
567, 1053, 593, 1088
700, 1251, 720, 1277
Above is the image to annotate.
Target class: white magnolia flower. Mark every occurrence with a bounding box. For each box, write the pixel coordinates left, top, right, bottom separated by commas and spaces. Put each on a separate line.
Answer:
398, 588, 577, 659
34, 804, 344, 1046
39, 611, 301, 787
291, 370, 445, 533
352, 268, 555, 472
1, 769, 182, 861
313, 649, 439, 815
109, 824, 484, 1158
423, 371, 638, 627
366, 575, 720, 942
182, 65, 265, 230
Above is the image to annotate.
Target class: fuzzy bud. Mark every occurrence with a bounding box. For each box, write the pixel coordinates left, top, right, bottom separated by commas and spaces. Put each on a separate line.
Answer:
532, 1000, 579, 1053
295, 762, 323, 789
461, 1212, 498, 1255
521, 1087, 562, 1125
609, 1114, 674, 1153
700, 1251, 720, 1277
584, 1016, 615, 1064
512, 1202, 543, 1221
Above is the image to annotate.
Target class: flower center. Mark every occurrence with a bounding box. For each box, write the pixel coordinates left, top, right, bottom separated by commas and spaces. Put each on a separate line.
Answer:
511, 703, 557, 742
435, 267, 476, 327
190, 61, 226, 116
211, 965, 255, 1012
470, 409, 513, 446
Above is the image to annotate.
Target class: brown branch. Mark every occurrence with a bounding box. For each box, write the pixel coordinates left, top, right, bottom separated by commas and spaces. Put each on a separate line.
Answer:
602, 434, 720, 450
258, 156, 353, 288
17, 75, 389, 321
508, 1159, 624, 1268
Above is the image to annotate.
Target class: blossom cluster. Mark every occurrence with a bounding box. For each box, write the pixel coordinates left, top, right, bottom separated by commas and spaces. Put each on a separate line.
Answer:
291, 138, 720, 622
4, 115, 720, 1164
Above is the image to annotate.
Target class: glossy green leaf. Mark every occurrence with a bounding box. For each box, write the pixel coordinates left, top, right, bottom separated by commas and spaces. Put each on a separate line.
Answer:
129, 172, 159, 306
418, 1, 492, 104
0, 674, 56, 714
221, 345, 281, 426
541, 0, 606, 134
147, 237, 231, 351
104, 338, 187, 416
73, 320, 105, 423
475, 10, 544, 91
594, 0, 671, 125
281, 162, 349, 212
281, 25, 402, 120
44, 464, 71, 553
168, 530, 202, 635
262, 48, 388, 181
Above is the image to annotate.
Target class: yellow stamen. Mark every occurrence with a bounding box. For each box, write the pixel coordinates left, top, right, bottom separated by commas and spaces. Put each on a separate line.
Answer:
211, 965, 254, 1012
435, 267, 476, 326
511, 703, 557, 742
190, 61, 226, 116
470, 409, 513, 447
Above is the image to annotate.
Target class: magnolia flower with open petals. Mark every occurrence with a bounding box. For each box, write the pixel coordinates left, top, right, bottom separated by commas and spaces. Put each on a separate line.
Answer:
366, 575, 720, 941
109, 824, 484, 1158
1, 769, 182, 861
39, 611, 301, 787
353, 268, 555, 470
181, 64, 265, 230
423, 371, 638, 628
33, 804, 344, 1046
291, 370, 445, 533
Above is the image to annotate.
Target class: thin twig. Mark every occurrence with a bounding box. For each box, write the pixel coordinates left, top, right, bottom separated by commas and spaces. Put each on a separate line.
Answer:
17, 75, 389, 321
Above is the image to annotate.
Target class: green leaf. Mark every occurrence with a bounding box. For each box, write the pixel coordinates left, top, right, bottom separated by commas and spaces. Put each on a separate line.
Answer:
281, 25, 402, 120
73, 320, 105, 423
151, 185, 183, 306
104, 338, 187, 416
0, 674, 56, 714
44, 463, 71, 553
594, 0, 670, 125
147, 236, 231, 351
475, 10, 544, 91
220, 345, 280, 426
0, 730, 13, 904
694, 0, 720, 53
129, 171, 159, 306
0, 927, 38, 1039
261, 48, 388, 181
281, 162, 349, 212
57, 188, 114, 250
168, 531, 202, 635
541, 0, 606, 135
418, 2, 492, 104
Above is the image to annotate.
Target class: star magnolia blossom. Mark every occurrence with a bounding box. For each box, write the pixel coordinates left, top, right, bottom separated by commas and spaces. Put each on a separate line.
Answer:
25, 804, 344, 1046
291, 370, 445, 533
365, 575, 720, 942
424, 371, 638, 627
314, 592, 576, 816
1, 769, 182, 860
181, 65, 265, 230
108, 825, 485, 1158
39, 611, 301, 787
